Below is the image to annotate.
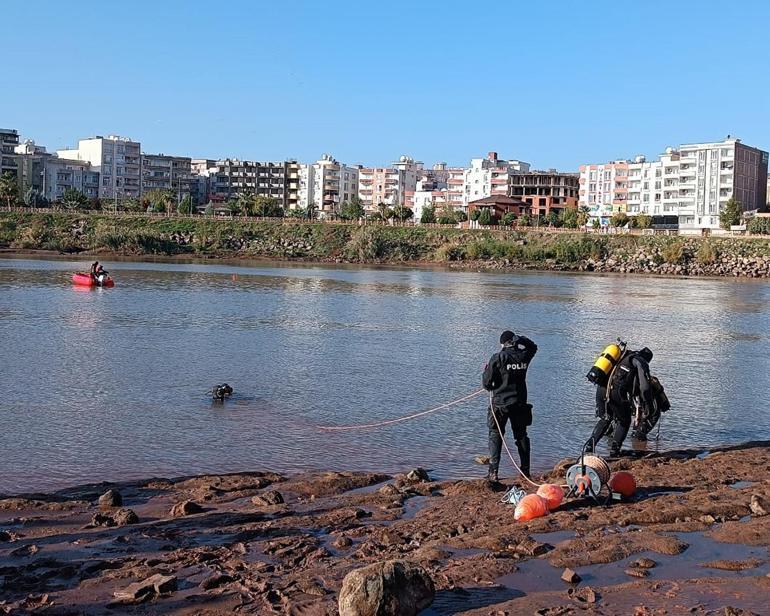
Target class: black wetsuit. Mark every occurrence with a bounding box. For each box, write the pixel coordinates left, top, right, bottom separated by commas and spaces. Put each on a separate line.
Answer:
585, 351, 653, 455
482, 336, 538, 477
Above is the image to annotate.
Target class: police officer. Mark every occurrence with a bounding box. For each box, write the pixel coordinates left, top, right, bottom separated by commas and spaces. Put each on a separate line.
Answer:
482, 330, 538, 482
584, 347, 654, 456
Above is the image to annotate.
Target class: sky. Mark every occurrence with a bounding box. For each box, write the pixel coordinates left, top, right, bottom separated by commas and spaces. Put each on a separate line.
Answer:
3, 1, 769, 171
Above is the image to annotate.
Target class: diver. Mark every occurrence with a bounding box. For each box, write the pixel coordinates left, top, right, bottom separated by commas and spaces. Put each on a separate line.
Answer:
482, 330, 538, 483
94, 263, 108, 286
584, 346, 654, 456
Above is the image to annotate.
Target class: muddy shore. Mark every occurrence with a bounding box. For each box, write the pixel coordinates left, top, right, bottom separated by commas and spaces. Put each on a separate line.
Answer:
1, 442, 768, 615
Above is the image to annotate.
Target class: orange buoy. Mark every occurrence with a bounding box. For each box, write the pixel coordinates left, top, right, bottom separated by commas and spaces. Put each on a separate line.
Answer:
608, 471, 637, 497
536, 483, 564, 511
514, 494, 549, 522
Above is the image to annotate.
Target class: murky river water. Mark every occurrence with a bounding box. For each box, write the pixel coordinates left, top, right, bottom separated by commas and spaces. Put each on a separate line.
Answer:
1, 256, 769, 493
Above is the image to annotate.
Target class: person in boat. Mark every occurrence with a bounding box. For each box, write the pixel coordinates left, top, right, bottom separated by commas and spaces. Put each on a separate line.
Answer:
482, 330, 538, 483
94, 263, 108, 286
584, 346, 654, 456
90, 261, 99, 282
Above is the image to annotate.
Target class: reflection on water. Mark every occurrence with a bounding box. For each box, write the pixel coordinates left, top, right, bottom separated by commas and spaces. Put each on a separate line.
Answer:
1, 256, 769, 493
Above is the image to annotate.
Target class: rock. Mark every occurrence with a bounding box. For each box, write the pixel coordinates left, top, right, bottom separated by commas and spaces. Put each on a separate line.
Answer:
518, 538, 552, 557
338, 559, 434, 616
98, 489, 123, 508
378, 484, 400, 496
252, 490, 284, 507
170, 500, 203, 517
630, 557, 657, 569
749, 494, 768, 517
114, 574, 177, 603
91, 508, 138, 528
561, 568, 581, 584
333, 536, 353, 549
10, 544, 39, 557
699, 514, 716, 524
0, 530, 19, 542
625, 568, 649, 578
200, 573, 233, 590
474, 455, 491, 465
406, 468, 430, 482
568, 586, 597, 604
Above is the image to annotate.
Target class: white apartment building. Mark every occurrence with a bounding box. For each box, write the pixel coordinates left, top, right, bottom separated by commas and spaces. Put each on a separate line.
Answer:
358, 155, 422, 210
578, 160, 629, 220
57, 135, 141, 199
463, 152, 530, 208
624, 138, 769, 229
41, 157, 100, 202
141, 153, 193, 200
297, 154, 359, 215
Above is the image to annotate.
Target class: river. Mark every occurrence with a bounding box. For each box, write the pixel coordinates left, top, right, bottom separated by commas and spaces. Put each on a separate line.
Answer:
1, 256, 769, 493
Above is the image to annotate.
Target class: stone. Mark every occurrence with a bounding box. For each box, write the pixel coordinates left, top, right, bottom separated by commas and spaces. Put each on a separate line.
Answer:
114, 574, 177, 603
406, 468, 430, 482
749, 494, 768, 517
333, 536, 353, 549
200, 573, 233, 590
561, 568, 581, 584
170, 500, 203, 517
98, 489, 123, 508
625, 568, 649, 578
0, 530, 18, 542
91, 508, 138, 528
338, 559, 434, 616
252, 490, 284, 507
699, 514, 716, 524
630, 557, 657, 569
474, 455, 491, 465
518, 538, 552, 557
378, 483, 400, 496
568, 586, 597, 604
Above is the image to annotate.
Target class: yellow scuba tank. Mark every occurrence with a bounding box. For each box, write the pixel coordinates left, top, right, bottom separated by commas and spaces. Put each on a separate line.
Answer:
586, 342, 625, 386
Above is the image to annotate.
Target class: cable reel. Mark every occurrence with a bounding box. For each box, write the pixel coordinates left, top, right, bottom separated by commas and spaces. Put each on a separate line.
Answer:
565, 452, 615, 504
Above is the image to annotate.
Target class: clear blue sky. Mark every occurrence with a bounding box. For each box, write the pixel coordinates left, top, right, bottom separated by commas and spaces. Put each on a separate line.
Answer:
3, 1, 769, 170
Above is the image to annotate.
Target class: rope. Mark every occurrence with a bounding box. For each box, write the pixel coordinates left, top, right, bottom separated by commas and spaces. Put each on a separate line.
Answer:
488, 394, 543, 488
318, 389, 486, 431
581, 454, 611, 485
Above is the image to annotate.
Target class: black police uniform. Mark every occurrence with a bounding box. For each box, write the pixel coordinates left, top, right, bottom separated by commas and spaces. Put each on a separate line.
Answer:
482, 335, 538, 479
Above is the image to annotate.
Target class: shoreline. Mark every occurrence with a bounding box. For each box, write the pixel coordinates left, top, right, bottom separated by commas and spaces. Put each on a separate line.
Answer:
5, 248, 770, 285
1, 441, 768, 614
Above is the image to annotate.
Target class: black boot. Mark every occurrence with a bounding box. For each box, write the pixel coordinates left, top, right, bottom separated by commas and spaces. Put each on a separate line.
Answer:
515, 436, 531, 479
486, 465, 499, 483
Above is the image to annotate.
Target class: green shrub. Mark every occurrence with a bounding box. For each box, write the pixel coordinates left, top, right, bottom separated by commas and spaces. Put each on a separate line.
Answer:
696, 241, 718, 264
662, 241, 685, 264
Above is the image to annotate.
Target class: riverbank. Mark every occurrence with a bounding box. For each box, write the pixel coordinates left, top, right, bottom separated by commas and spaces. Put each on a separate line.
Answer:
5, 211, 770, 277
1, 442, 767, 615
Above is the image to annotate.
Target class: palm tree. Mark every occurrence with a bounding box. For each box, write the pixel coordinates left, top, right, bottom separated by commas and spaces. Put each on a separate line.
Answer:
0, 172, 19, 209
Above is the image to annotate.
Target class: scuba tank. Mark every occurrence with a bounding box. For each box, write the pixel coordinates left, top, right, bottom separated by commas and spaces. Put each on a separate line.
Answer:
586, 340, 626, 387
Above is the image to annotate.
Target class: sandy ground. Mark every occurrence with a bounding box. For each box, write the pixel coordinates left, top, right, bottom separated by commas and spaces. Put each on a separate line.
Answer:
1, 442, 768, 615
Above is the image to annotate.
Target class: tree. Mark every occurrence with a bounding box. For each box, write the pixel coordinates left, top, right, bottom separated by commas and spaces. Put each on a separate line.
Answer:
253, 196, 284, 217
560, 207, 578, 229
436, 204, 459, 225
236, 191, 256, 215
145, 188, 175, 213
518, 213, 532, 227
391, 204, 414, 221
547, 210, 561, 227
747, 217, 769, 235
501, 212, 517, 226
577, 205, 591, 227
611, 212, 629, 227
204, 202, 214, 216
470, 209, 481, 221
123, 197, 142, 212
478, 207, 494, 226
0, 172, 19, 209
592, 218, 601, 229
376, 202, 391, 220
178, 195, 193, 215
635, 213, 652, 229
420, 205, 436, 224
340, 196, 365, 221
61, 188, 88, 210
719, 197, 742, 230
23, 187, 43, 208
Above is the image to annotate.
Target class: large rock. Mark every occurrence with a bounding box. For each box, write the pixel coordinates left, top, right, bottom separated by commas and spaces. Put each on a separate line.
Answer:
338, 559, 434, 616
252, 490, 284, 507
98, 489, 123, 508
113, 574, 177, 603
170, 500, 203, 517
91, 508, 138, 528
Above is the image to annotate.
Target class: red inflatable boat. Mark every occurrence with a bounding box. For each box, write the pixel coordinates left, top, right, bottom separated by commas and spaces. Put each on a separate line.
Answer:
72, 272, 115, 288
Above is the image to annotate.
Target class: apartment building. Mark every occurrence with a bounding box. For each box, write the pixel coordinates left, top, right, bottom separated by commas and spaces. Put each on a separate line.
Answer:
203, 159, 299, 209
464, 152, 530, 208
509, 171, 580, 218
41, 157, 100, 202
141, 153, 193, 201
297, 154, 359, 215
13, 140, 48, 196
57, 135, 141, 199
1, 128, 19, 179
358, 155, 422, 210
624, 138, 769, 229
578, 160, 629, 220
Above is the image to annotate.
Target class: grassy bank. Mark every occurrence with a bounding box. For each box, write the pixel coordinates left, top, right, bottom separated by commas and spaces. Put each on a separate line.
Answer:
4, 211, 770, 276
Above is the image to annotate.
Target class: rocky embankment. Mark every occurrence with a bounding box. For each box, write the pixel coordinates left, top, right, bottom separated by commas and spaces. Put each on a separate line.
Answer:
1, 442, 768, 615
5, 211, 770, 278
